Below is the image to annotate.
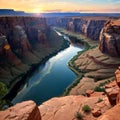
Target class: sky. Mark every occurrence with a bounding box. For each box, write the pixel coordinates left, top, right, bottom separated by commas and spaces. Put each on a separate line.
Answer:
0, 0, 120, 13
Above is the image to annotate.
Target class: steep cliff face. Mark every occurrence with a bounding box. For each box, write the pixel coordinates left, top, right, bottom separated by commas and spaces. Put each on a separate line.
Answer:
99, 19, 120, 57
0, 17, 48, 64
0, 34, 29, 87
0, 17, 66, 99
47, 17, 110, 40
67, 18, 107, 40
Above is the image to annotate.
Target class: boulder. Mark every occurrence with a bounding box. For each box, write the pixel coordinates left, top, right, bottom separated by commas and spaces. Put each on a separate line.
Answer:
92, 108, 101, 117
0, 100, 41, 120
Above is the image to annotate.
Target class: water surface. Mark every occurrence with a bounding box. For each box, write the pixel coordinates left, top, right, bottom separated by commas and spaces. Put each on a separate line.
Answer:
12, 32, 83, 105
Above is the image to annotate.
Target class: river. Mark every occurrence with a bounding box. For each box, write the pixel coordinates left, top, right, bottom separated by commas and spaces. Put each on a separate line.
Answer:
12, 31, 83, 105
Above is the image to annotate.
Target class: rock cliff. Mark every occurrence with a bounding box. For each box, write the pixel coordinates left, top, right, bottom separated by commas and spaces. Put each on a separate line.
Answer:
99, 19, 120, 57
67, 17, 108, 41
0, 16, 67, 101
47, 17, 110, 40
97, 66, 120, 120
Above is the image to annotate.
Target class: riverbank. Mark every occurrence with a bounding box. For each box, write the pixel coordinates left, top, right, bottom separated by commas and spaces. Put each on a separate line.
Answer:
63, 36, 97, 95
55, 27, 120, 96
54, 27, 98, 95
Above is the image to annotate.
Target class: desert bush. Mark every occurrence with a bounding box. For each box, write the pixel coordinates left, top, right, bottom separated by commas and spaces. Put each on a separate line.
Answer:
82, 105, 91, 113
74, 111, 83, 120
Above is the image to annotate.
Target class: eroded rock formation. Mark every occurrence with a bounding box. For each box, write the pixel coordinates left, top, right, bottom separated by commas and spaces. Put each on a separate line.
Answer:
99, 19, 120, 57
0, 100, 41, 120
98, 67, 120, 120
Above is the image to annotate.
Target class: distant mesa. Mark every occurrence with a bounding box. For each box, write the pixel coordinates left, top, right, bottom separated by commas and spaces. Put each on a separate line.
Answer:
0, 9, 28, 16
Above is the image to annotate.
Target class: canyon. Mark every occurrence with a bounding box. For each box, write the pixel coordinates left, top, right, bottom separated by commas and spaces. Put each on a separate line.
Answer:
0, 16, 68, 104
0, 16, 120, 120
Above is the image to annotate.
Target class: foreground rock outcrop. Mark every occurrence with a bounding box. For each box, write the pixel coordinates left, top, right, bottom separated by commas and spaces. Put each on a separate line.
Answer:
97, 66, 120, 120
39, 95, 110, 120
0, 101, 41, 120
99, 19, 120, 57
105, 66, 120, 105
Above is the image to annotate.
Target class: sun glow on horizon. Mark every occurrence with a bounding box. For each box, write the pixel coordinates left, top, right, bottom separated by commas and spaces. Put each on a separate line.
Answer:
0, 0, 120, 13
32, 8, 44, 13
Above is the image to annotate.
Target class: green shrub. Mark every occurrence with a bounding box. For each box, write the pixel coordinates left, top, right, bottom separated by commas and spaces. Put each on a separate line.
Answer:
82, 105, 91, 113
97, 98, 103, 103
74, 111, 83, 120
94, 86, 105, 92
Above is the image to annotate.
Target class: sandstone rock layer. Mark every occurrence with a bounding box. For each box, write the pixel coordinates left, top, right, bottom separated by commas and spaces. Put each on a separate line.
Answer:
0, 101, 41, 120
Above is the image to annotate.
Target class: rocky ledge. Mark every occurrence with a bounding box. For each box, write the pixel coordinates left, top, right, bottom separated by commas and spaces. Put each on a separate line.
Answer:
0, 101, 41, 120
70, 47, 120, 95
